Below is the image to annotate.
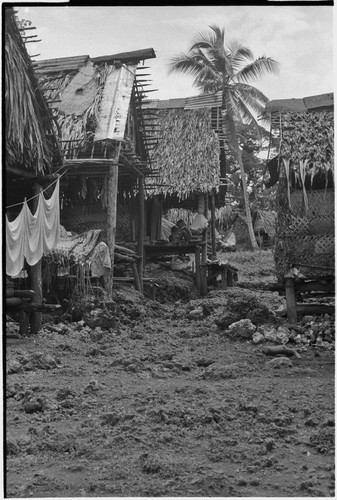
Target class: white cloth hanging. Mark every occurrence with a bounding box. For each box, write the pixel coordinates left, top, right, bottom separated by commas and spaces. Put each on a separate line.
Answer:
6, 178, 60, 276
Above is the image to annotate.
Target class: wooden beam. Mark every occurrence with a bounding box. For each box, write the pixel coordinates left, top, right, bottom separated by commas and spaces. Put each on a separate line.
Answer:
6, 166, 59, 182
105, 146, 121, 294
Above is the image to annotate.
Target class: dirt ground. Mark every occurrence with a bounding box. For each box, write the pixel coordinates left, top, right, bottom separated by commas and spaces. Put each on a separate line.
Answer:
5, 250, 335, 497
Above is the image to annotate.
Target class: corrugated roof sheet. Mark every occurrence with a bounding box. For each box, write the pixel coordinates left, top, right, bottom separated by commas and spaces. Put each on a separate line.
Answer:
34, 55, 90, 73
265, 92, 334, 114
303, 92, 334, 110
144, 98, 186, 109
144, 91, 223, 110
264, 98, 306, 114
34, 48, 156, 74
185, 91, 222, 109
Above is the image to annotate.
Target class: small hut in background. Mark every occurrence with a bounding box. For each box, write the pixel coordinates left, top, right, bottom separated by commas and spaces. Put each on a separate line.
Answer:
143, 95, 226, 236
5, 7, 63, 334
263, 92, 334, 322
230, 210, 276, 249
34, 48, 157, 295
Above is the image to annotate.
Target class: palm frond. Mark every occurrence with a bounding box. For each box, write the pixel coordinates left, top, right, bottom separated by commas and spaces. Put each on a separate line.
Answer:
227, 41, 254, 72
236, 56, 279, 83
233, 97, 262, 142
234, 82, 270, 106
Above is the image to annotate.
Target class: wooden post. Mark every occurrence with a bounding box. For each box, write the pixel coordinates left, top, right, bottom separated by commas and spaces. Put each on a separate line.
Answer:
195, 245, 201, 292
30, 182, 43, 334
132, 262, 142, 293
200, 193, 208, 295
137, 175, 145, 293
210, 189, 216, 258
221, 267, 228, 289
285, 277, 297, 324
228, 268, 234, 287
106, 147, 120, 294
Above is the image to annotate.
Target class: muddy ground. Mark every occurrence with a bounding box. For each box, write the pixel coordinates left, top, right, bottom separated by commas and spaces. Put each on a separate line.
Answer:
5, 250, 335, 497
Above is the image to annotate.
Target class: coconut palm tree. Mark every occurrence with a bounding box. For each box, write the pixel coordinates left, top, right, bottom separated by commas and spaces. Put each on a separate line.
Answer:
169, 25, 279, 250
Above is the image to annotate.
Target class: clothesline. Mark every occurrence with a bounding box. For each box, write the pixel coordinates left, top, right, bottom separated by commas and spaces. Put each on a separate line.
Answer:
6, 178, 61, 276
5, 166, 67, 210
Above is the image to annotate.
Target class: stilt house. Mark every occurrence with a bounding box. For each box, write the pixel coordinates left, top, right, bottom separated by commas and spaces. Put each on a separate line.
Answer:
34, 47, 157, 293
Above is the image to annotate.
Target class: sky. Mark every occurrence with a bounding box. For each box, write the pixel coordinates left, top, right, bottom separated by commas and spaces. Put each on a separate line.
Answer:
16, 4, 335, 103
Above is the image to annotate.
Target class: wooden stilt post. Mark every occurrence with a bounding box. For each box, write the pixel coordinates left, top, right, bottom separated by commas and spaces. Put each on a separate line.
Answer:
285, 276, 297, 324
210, 189, 216, 258
106, 146, 121, 295
137, 174, 145, 293
195, 245, 201, 292
30, 182, 43, 334
201, 193, 208, 296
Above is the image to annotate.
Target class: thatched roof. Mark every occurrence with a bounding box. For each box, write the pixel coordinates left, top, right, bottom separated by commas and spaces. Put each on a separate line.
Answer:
5, 8, 62, 175
144, 104, 221, 199
263, 93, 334, 186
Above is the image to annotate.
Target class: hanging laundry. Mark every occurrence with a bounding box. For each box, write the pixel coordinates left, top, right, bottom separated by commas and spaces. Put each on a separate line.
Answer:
6, 178, 60, 276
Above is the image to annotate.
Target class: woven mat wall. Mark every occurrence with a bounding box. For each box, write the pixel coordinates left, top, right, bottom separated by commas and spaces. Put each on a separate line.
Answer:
275, 187, 335, 279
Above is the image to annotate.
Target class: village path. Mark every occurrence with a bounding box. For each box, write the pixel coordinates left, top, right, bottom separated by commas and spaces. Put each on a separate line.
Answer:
5, 250, 335, 497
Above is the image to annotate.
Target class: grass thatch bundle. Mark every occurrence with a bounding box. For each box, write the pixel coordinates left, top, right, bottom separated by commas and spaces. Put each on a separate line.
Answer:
5, 10, 62, 174
148, 108, 220, 198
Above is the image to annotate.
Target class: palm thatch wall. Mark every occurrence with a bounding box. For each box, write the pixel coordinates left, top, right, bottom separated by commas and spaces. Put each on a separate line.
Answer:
147, 108, 221, 199
5, 9, 62, 175
267, 99, 334, 280
37, 63, 113, 159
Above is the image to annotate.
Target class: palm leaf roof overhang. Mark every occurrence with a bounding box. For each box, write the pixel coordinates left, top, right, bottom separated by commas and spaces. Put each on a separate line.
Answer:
34, 48, 157, 179
5, 7, 63, 176
142, 93, 225, 199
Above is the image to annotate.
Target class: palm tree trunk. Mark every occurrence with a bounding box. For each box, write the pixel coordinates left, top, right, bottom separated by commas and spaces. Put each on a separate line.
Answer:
228, 119, 259, 250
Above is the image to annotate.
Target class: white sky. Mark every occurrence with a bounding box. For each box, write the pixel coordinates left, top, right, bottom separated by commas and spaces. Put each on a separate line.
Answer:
17, 4, 335, 102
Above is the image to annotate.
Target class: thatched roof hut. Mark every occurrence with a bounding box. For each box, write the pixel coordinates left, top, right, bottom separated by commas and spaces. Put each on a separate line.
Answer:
263, 92, 334, 280
231, 209, 276, 249
5, 8, 62, 177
